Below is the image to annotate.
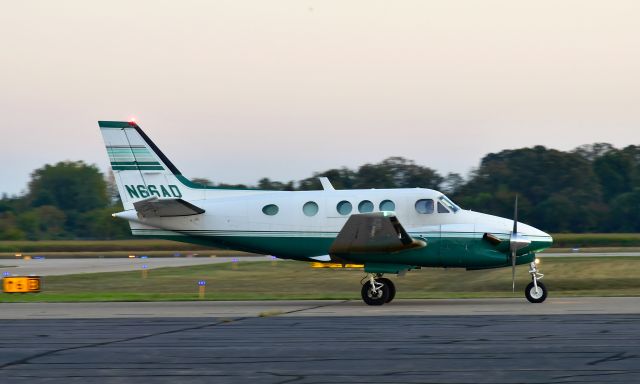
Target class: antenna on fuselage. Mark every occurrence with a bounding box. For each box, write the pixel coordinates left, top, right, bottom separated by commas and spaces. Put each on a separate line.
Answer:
319, 177, 335, 191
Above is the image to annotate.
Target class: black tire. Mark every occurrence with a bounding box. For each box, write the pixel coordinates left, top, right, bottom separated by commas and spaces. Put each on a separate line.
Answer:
378, 278, 396, 303
361, 279, 390, 306
525, 281, 547, 303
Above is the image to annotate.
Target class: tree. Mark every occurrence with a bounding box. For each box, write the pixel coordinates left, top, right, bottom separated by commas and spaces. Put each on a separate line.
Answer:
455, 146, 602, 231
355, 157, 443, 189
190, 177, 214, 187
28, 161, 109, 213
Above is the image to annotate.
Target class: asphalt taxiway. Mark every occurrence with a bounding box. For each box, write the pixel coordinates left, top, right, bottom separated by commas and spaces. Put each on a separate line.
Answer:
1, 298, 639, 383
0, 256, 270, 276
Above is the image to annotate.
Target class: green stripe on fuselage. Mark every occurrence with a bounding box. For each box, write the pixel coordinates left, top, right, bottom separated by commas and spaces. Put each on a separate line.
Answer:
130, 230, 552, 269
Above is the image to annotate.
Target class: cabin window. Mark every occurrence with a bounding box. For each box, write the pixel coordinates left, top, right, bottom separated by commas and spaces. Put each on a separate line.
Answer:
303, 201, 319, 216
415, 199, 434, 214
336, 200, 353, 215
379, 199, 395, 211
358, 200, 374, 213
262, 204, 279, 216
437, 201, 450, 213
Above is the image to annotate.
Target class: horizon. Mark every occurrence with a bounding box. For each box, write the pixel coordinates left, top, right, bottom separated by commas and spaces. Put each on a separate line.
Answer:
1, 139, 634, 197
1, 1, 638, 195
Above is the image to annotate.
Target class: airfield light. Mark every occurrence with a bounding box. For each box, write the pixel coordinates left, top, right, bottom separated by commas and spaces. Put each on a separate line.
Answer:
198, 280, 206, 299
141, 264, 148, 279
128, 255, 135, 259
2, 272, 10, 277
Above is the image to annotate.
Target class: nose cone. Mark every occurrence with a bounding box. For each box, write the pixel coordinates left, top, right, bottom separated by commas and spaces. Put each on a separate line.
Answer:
472, 211, 553, 251
518, 222, 553, 251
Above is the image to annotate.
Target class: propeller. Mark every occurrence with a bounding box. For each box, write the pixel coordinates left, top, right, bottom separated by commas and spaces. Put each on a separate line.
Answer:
481, 195, 532, 291
508, 195, 531, 292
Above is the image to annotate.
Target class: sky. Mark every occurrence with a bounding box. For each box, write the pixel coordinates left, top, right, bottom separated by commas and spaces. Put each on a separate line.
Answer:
1, 1, 639, 195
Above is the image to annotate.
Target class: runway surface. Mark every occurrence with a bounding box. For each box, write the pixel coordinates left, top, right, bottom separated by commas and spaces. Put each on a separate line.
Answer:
1, 298, 640, 383
2, 297, 640, 319
0, 256, 270, 276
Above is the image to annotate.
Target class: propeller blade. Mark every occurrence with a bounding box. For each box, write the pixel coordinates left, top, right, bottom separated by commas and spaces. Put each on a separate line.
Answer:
511, 251, 516, 292
512, 194, 518, 234
511, 195, 520, 293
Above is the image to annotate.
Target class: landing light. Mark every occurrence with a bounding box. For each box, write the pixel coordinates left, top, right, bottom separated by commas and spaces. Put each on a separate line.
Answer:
535, 258, 540, 265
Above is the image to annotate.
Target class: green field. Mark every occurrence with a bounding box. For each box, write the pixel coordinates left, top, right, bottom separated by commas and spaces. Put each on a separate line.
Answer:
1, 257, 639, 302
0, 240, 207, 253
551, 233, 640, 247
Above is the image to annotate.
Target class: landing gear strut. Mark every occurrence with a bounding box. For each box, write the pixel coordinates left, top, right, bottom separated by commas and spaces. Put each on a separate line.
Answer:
361, 274, 396, 306
525, 261, 547, 303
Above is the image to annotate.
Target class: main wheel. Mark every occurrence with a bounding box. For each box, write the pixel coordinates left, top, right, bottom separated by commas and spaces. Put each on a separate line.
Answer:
525, 281, 547, 303
378, 278, 396, 303
361, 279, 390, 306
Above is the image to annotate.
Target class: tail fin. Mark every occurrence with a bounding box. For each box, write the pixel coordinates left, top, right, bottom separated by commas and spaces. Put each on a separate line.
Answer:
100, 120, 247, 210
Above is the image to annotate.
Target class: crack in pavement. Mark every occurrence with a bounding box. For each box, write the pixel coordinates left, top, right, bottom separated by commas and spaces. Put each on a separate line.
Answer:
0, 300, 347, 371
587, 351, 639, 366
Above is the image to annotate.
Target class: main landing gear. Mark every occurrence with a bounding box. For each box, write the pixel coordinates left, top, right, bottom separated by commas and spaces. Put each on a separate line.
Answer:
361, 274, 396, 306
525, 261, 547, 303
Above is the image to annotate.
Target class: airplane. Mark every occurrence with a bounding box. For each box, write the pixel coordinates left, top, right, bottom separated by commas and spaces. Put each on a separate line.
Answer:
99, 120, 553, 305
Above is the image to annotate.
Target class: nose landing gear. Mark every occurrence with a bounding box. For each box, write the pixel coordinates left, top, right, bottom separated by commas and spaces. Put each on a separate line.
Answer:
525, 261, 547, 303
361, 274, 396, 306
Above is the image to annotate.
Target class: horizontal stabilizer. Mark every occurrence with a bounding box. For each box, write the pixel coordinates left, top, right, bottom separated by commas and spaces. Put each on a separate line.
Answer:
330, 212, 426, 256
133, 197, 205, 218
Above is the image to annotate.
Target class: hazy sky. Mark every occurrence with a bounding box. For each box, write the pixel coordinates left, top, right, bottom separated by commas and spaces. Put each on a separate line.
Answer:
1, 1, 639, 195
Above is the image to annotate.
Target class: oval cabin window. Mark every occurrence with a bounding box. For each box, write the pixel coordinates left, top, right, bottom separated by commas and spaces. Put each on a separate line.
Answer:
262, 204, 279, 216
303, 201, 319, 216
336, 200, 353, 215
358, 200, 374, 213
379, 199, 395, 211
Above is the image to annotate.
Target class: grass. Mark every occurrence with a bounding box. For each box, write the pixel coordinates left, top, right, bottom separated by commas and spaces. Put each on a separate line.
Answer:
552, 233, 640, 247
1, 257, 639, 302
0, 240, 207, 253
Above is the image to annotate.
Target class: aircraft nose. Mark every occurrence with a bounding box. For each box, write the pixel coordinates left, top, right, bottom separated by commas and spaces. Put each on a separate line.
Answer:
520, 223, 553, 249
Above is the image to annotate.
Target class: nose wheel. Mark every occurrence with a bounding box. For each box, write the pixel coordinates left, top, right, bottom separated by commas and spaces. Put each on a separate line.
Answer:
525, 261, 547, 303
361, 274, 396, 305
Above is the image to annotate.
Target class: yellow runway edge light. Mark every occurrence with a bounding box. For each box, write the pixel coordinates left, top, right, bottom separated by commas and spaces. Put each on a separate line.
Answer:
2, 276, 41, 293
311, 262, 364, 269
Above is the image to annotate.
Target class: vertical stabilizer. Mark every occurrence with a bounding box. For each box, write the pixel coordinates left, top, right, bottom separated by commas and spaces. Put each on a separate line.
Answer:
98, 120, 204, 209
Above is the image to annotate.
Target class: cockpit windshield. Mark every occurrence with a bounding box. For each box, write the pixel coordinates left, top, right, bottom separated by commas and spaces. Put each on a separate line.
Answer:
438, 195, 460, 213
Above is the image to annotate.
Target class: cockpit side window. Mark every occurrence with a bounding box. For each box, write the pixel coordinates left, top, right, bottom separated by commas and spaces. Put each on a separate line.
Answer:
437, 201, 450, 213
415, 199, 434, 214
438, 195, 460, 213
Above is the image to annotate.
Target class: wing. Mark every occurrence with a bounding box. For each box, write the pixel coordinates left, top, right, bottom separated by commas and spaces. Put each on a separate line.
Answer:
329, 212, 426, 256
133, 197, 205, 218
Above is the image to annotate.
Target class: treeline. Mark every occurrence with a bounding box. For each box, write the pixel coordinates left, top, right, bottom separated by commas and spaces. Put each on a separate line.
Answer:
0, 143, 639, 239
0, 162, 130, 240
